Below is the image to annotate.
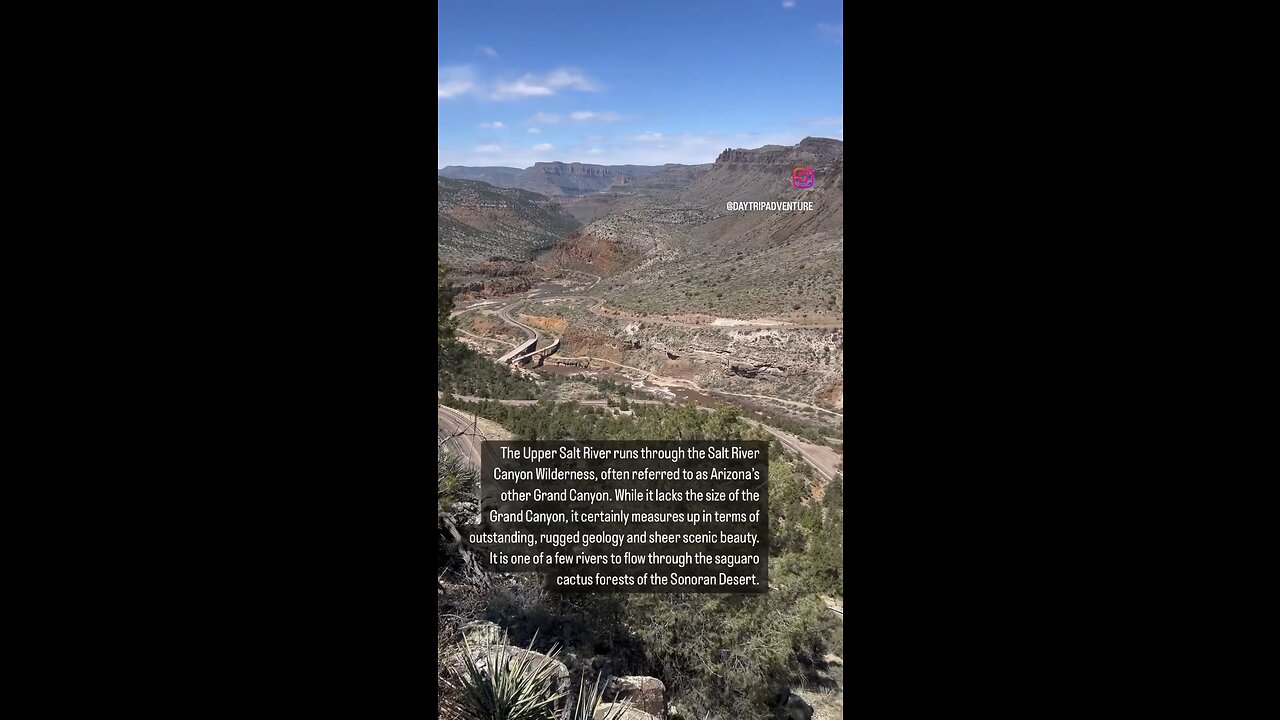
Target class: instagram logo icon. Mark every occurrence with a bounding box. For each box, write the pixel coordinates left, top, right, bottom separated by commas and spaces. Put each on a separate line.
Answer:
792, 167, 815, 189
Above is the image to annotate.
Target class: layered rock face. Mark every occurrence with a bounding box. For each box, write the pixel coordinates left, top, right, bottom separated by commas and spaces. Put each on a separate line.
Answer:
437, 165, 523, 188
714, 136, 844, 168
440, 163, 667, 198
522, 162, 665, 196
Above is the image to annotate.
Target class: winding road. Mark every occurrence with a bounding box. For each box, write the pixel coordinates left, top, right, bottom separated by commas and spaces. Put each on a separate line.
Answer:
462, 288, 843, 419
443, 272, 844, 483
437, 392, 842, 483
438, 405, 482, 468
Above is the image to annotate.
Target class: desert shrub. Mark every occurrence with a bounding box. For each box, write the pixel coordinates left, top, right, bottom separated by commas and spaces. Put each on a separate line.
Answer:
435, 400, 844, 715
621, 591, 830, 718
570, 671, 632, 720
455, 633, 565, 720
438, 446, 475, 511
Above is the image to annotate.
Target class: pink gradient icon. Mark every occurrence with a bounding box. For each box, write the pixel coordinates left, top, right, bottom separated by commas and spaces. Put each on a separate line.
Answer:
792, 167, 815, 189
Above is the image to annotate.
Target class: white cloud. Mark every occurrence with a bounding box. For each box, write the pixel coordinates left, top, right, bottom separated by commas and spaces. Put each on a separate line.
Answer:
570, 111, 620, 121
631, 132, 665, 142
532, 143, 554, 151
438, 66, 475, 100
528, 127, 542, 134
817, 23, 843, 45
475, 144, 503, 153
530, 112, 561, 124
588, 148, 602, 155
478, 121, 506, 129
492, 68, 598, 100
477, 45, 499, 58
544, 69, 597, 90
782, 1, 796, 8
493, 79, 554, 99
802, 116, 843, 126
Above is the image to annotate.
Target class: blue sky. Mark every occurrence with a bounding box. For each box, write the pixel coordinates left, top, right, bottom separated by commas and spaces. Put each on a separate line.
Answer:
438, 0, 843, 169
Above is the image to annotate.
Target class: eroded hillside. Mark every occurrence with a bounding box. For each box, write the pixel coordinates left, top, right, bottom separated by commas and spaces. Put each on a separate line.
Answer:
443, 138, 844, 414
437, 177, 580, 263
565, 137, 844, 320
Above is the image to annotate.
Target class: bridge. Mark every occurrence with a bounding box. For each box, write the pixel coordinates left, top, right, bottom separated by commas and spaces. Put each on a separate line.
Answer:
509, 338, 560, 366
497, 337, 537, 363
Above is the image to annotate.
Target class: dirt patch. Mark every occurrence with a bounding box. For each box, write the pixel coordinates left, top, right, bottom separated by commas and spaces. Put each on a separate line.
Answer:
467, 316, 503, 334
710, 317, 793, 326
666, 313, 718, 325
818, 379, 844, 409
792, 688, 842, 720
517, 314, 568, 335
541, 234, 636, 276
561, 326, 631, 364
651, 357, 702, 381
462, 314, 525, 345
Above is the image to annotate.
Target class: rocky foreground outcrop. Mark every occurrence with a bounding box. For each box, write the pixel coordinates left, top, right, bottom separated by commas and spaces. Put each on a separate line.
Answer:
604, 676, 665, 717
451, 622, 824, 719
452, 624, 573, 720
455, 623, 669, 720
594, 704, 660, 720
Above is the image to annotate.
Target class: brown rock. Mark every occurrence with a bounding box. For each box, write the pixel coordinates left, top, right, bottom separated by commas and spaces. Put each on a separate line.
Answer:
593, 703, 660, 720
604, 676, 665, 717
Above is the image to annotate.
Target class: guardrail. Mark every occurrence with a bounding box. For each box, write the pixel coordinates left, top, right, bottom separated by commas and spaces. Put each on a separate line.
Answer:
510, 338, 560, 365
497, 337, 537, 363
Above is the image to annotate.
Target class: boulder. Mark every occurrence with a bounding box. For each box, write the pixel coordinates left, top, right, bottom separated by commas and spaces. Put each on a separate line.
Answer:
459, 621, 502, 646
603, 676, 665, 717
593, 703, 660, 720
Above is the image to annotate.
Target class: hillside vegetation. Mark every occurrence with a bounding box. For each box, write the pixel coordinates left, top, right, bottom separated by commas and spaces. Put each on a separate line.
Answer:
437, 178, 581, 264
438, 398, 843, 718
576, 138, 844, 320
438, 264, 539, 399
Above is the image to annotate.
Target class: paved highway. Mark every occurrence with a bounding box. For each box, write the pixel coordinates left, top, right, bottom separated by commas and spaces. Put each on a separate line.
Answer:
445, 278, 844, 482
438, 405, 483, 468
437, 392, 841, 482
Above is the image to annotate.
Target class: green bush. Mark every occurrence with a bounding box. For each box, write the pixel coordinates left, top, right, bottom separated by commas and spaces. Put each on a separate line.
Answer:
438, 447, 474, 511
456, 633, 565, 720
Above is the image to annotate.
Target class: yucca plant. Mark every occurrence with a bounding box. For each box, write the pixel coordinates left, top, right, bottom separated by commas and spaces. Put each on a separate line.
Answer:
456, 631, 566, 720
569, 671, 633, 720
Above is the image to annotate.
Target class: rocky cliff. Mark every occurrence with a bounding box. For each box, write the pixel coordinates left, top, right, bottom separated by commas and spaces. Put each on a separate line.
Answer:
521, 162, 666, 197
440, 163, 667, 198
